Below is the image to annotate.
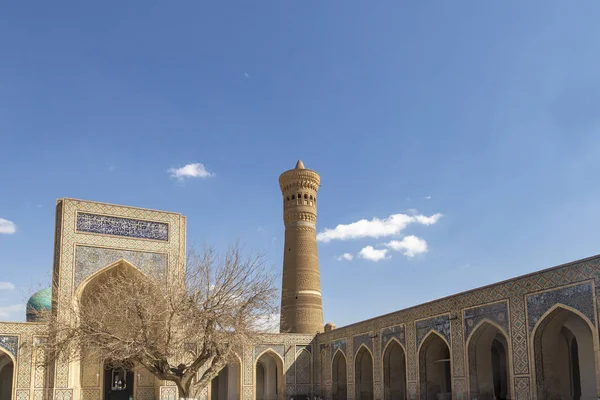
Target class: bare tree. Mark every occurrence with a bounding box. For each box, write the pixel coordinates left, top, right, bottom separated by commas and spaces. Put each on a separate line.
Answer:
37, 244, 280, 399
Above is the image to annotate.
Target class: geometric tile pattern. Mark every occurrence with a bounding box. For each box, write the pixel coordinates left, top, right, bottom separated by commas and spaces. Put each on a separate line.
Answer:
253, 344, 285, 361
296, 349, 311, 384
74, 245, 168, 288
353, 333, 373, 356
415, 314, 450, 348
0, 335, 18, 358
330, 339, 347, 360
514, 376, 530, 400
526, 281, 595, 332
76, 212, 169, 241
463, 300, 508, 341
16, 389, 30, 400
381, 325, 405, 353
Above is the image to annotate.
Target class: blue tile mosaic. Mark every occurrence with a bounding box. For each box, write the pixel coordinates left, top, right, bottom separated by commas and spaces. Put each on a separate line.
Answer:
0, 335, 18, 358
416, 315, 450, 348
76, 212, 169, 241
526, 282, 595, 332
464, 301, 508, 341
381, 325, 405, 352
353, 333, 373, 355
330, 339, 346, 359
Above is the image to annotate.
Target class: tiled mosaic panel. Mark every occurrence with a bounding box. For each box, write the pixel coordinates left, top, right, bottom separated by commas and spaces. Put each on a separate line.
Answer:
81, 389, 100, 400
346, 338, 353, 384
18, 343, 32, 388
509, 296, 529, 375
253, 344, 285, 360
137, 366, 156, 387
286, 345, 295, 384
330, 339, 346, 359
526, 281, 595, 332
74, 245, 168, 288
0, 335, 18, 358
136, 387, 155, 400
243, 386, 253, 400
381, 325, 405, 352
353, 333, 373, 356
514, 376, 530, 400
464, 301, 509, 340
243, 345, 253, 386
450, 316, 465, 377
160, 386, 177, 400
296, 349, 311, 384
415, 314, 450, 348
54, 389, 73, 400
407, 381, 417, 400
453, 378, 466, 400
76, 212, 169, 241
16, 389, 30, 400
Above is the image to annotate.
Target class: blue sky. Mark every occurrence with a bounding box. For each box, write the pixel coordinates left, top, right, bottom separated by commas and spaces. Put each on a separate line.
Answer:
1, 2, 600, 327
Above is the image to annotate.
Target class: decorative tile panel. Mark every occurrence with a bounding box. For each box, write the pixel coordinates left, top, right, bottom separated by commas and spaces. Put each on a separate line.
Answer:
253, 344, 284, 360
296, 349, 311, 384
415, 315, 450, 348
0, 335, 18, 358
464, 301, 508, 341
74, 245, 168, 288
136, 387, 155, 400
330, 339, 346, 359
514, 376, 530, 400
16, 389, 30, 400
353, 333, 373, 356
160, 386, 177, 400
81, 389, 100, 400
76, 212, 169, 241
381, 325, 405, 353
526, 282, 595, 332
54, 389, 73, 400
453, 378, 466, 400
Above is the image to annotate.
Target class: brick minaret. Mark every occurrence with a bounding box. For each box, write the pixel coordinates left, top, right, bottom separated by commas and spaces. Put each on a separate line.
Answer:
279, 160, 324, 334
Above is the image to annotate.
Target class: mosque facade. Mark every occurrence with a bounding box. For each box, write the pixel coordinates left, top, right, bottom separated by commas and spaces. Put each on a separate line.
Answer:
1, 161, 599, 400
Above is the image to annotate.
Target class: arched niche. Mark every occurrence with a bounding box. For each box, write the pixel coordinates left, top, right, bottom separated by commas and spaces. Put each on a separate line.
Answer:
383, 338, 407, 400
255, 350, 284, 400
210, 354, 242, 400
355, 345, 374, 400
76, 259, 152, 399
533, 304, 599, 400
418, 331, 451, 400
332, 350, 347, 400
466, 320, 511, 400
0, 348, 15, 400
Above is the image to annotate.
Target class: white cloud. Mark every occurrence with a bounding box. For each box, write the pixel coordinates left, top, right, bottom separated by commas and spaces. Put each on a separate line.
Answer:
385, 235, 429, 257
0, 218, 16, 234
358, 246, 389, 262
336, 253, 354, 261
168, 163, 214, 180
0, 282, 15, 291
317, 212, 442, 243
424, 196, 431, 200
0, 304, 25, 320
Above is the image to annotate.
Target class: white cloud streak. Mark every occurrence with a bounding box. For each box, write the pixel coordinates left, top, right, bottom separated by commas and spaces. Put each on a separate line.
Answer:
0, 218, 16, 234
168, 163, 215, 180
385, 235, 428, 257
358, 246, 389, 262
0, 304, 25, 320
0, 282, 15, 291
336, 253, 354, 261
317, 212, 442, 243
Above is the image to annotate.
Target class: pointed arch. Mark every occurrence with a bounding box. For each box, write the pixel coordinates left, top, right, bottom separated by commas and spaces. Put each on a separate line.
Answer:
255, 349, 284, 400
355, 344, 374, 400
210, 352, 242, 400
466, 319, 511, 400
295, 348, 311, 385
0, 347, 15, 400
382, 337, 407, 400
531, 303, 599, 400
75, 258, 150, 300
331, 350, 347, 400
418, 330, 452, 400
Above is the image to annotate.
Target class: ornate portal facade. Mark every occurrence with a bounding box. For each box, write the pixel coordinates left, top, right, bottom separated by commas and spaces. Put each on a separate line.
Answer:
1, 161, 600, 400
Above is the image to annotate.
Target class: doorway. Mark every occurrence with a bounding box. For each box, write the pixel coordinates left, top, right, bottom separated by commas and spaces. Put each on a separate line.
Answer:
104, 365, 134, 400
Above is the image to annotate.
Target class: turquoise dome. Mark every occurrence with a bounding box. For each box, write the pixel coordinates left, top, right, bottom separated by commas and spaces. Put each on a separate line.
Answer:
26, 287, 52, 322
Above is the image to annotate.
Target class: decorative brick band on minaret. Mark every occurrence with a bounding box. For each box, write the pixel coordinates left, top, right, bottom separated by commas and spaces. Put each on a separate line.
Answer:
279, 160, 324, 334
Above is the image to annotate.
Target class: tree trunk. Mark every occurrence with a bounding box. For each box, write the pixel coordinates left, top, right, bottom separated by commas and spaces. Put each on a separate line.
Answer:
178, 383, 196, 400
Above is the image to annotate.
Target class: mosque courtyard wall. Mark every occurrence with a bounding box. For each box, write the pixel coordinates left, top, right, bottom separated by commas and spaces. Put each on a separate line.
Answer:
2, 164, 600, 399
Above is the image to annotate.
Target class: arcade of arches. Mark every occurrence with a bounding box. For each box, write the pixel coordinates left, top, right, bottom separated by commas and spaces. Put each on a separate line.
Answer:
0, 350, 13, 400
255, 351, 284, 400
